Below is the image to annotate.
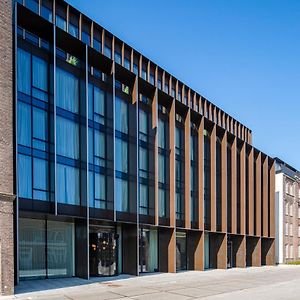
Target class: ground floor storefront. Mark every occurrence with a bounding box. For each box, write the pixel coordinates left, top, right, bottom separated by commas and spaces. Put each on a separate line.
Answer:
16, 215, 275, 284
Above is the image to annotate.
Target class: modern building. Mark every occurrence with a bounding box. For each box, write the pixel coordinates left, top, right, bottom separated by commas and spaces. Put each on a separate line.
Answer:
275, 158, 300, 264
0, 0, 276, 295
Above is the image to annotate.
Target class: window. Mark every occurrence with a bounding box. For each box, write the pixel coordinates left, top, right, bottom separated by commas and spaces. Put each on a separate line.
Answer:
139, 109, 148, 142
115, 178, 128, 212
290, 184, 294, 196
171, 88, 175, 97
41, 1, 53, 22
114, 52, 121, 64
89, 172, 106, 209
157, 79, 162, 90
285, 244, 289, 259
33, 158, 49, 201
164, 84, 169, 94
133, 63, 138, 75
158, 119, 166, 149
158, 117, 167, 218
57, 164, 80, 205
19, 218, 46, 279
290, 245, 294, 259
158, 188, 166, 218
93, 38, 101, 52
115, 138, 128, 174
56, 68, 79, 113
286, 202, 289, 215
82, 31, 90, 45
115, 97, 128, 134
104, 45, 111, 58
203, 131, 211, 227
138, 109, 149, 215
149, 73, 154, 85
142, 69, 147, 80
158, 154, 165, 184
298, 226, 300, 238
18, 154, 32, 199
298, 206, 300, 218
290, 223, 293, 236
19, 219, 75, 279
290, 204, 293, 216
17, 49, 49, 101
56, 15, 67, 31
32, 56, 48, 101
26, 0, 38, 13
175, 125, 184, 220
298, 245, 300, 258
124, 58, 130, 70
139, 184, 148, 215
190, 133, 198, 223
88, 84, 105, 124
33, 107, 48, 151
89, 128, 105, 167
18, 102, 31, 147
69, 23, 79, 38
285, 223, 289, 236
57, 116, 79, 160
17, 48, 31, 95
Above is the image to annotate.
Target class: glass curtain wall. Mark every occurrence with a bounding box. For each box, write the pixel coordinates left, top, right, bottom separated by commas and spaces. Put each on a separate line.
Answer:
246, 152, 249, 234
204, 129, 211, 230
17, 44, 53, 203
190, 128, 198, 224
227, 143, 232, 232
88, 82, 107, 209
216, 137, 222, 231
56, 61, 81, 205
115, 96, 129, 212
175, 119, 184, 221
138, 105, 149, 215
237, 148, 241, 234
19, 218, 75, 280
158, 107, 168, 219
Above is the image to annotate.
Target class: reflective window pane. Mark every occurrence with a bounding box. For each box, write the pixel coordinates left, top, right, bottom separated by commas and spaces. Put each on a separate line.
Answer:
115, 97, 128, 134
115, 178, 128, 212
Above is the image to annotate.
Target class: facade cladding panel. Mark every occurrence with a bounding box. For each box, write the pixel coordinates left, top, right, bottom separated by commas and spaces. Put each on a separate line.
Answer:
0, 0, 275, 295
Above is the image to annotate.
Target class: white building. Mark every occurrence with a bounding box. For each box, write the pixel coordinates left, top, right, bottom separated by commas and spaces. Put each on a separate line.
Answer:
275, 158, 300, 264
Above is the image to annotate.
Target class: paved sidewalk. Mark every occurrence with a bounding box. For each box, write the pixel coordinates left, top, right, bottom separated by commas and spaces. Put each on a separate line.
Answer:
2, 265, 300, 299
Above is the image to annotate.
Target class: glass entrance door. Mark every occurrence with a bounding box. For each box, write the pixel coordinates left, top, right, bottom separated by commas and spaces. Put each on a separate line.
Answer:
89, 231, 118, 276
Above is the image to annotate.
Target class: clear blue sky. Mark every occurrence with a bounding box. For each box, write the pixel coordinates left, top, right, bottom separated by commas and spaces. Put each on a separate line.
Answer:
69, 0, 300, 169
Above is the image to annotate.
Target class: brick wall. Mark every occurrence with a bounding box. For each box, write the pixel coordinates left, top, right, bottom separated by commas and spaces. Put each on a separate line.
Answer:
0, 0, 15, 295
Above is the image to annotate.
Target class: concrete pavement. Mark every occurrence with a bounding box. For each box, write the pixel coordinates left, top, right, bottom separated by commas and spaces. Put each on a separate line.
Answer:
2, 265, 300, 299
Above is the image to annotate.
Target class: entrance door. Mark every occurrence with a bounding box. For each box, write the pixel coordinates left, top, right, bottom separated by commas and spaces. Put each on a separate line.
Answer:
89, 232, 118, 276
227, 240, 233, 268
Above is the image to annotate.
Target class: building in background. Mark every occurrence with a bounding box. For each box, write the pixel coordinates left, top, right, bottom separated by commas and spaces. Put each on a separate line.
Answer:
0, 0, 275, 295
275, 158, 300, 264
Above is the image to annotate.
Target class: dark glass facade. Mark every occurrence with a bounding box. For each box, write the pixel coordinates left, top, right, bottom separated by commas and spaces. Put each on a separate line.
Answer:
10, 0, 276, 288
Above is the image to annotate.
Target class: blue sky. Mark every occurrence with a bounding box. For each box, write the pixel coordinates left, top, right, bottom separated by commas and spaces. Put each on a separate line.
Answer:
69, 0, 300, 169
